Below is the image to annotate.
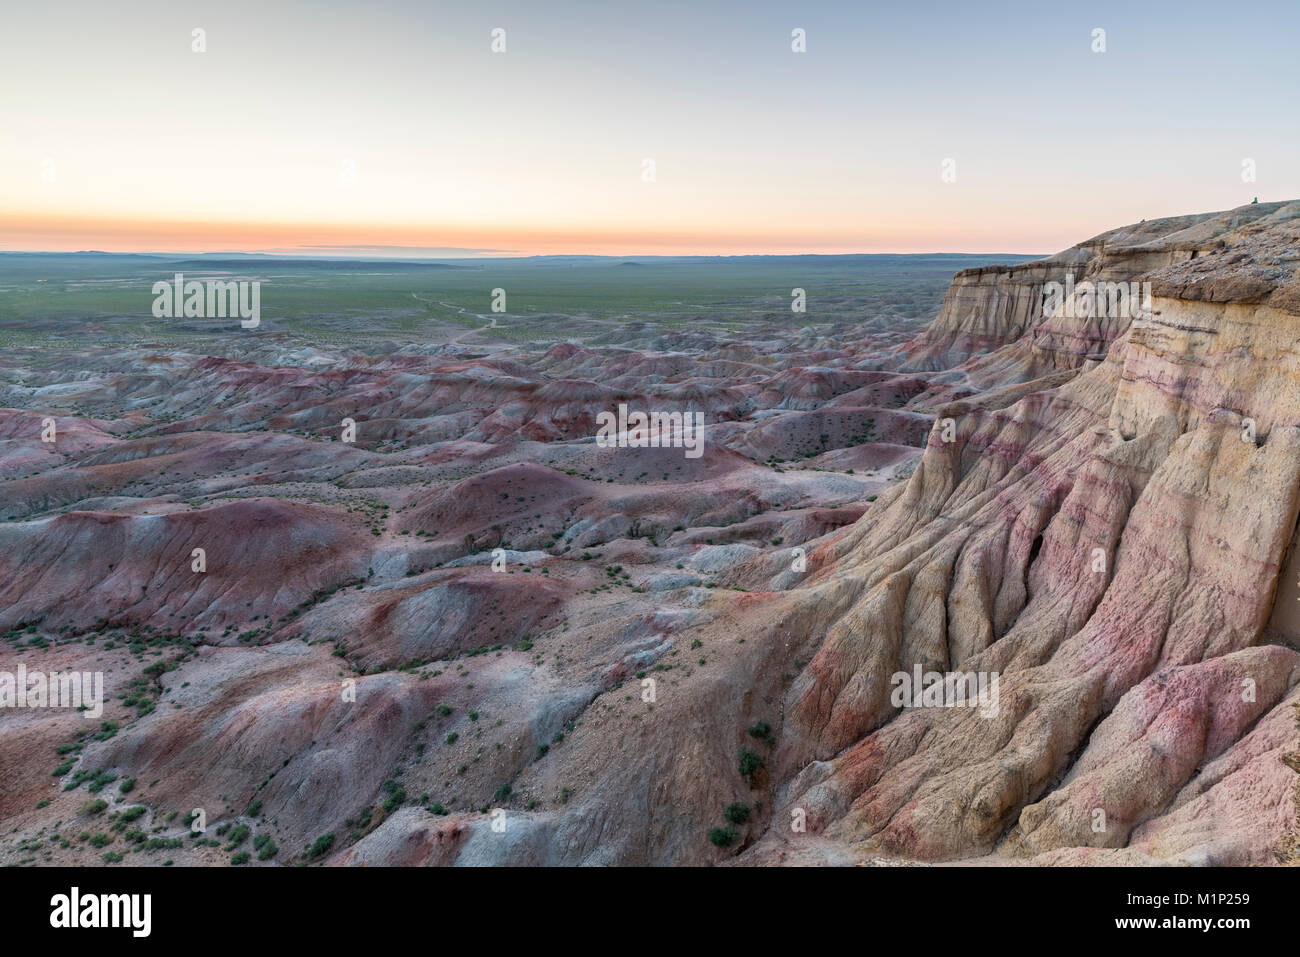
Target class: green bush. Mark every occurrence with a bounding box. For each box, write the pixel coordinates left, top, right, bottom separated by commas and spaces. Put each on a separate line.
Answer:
87, 771, 117, 793
383, 785, 406, 813
738, 748, 764, 782
306, 833, 335, 859
724, 802, 751, 825
708, 827, 736, 848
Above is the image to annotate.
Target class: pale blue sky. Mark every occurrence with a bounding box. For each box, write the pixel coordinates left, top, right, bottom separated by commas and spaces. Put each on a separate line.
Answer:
2, 0, 1296, 253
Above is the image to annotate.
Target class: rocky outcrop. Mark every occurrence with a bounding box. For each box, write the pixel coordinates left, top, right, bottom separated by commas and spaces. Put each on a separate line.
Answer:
734, 201, 1300, 865
898, 201, 1300, 392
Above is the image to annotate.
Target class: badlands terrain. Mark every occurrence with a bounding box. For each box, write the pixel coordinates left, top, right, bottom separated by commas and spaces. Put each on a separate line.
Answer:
1, 204, 1298, 867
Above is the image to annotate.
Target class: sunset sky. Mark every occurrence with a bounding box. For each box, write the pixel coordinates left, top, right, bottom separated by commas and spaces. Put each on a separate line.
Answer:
4, 0, 1299, 257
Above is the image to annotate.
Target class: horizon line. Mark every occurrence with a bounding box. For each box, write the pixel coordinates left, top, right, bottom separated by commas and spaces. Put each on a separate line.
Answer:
0, 248, 1048, 261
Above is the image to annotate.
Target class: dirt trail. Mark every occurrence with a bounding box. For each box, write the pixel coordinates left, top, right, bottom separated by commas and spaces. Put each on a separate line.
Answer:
410, 293, 500, 342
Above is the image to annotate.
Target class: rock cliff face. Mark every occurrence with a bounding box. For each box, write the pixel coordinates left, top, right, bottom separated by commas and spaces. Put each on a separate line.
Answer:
898, 203, 1299, 392
734, 200, 1300, 864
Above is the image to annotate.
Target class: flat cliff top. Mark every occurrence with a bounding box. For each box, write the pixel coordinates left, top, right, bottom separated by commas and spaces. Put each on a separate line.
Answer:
1146, 201, 1300, 312
955, 200, 1300, 314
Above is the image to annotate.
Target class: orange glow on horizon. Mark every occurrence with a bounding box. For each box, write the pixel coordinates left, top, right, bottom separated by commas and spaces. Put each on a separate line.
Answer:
0, 213, 1056, 258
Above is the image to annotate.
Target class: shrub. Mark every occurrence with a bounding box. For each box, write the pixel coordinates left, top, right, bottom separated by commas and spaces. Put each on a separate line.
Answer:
708, 827, 736, 848
80, 799, 108, 816
306, 833, 335, 859
87, 771, 117, 793
738, 748, 764, 782
724, 802, 751, 825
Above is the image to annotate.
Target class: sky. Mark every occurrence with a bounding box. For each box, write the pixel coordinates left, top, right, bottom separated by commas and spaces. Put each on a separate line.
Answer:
3, 0, 1298, 257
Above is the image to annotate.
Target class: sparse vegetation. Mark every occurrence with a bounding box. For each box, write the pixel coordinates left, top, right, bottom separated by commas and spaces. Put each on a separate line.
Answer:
724, 802, 751, 825
739, 748, 764, 783
306, 833, 335, 859
708, 827, 736, 848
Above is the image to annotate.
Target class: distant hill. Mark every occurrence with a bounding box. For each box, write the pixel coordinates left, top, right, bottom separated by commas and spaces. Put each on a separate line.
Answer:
163, 258, 461, 271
